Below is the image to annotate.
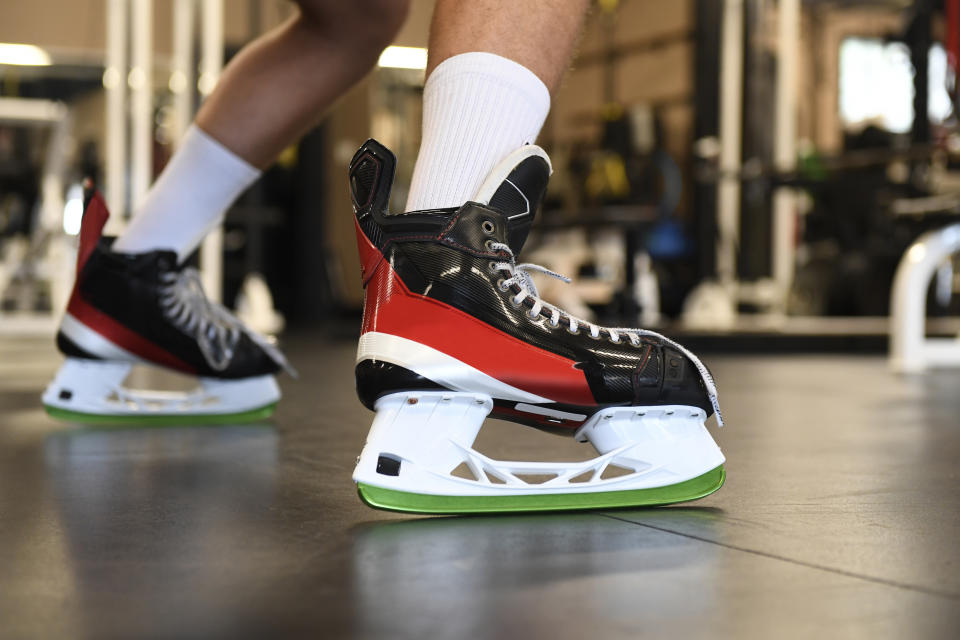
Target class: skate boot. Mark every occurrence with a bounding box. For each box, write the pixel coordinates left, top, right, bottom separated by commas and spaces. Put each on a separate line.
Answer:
42, 188, 293, 424
349, 140, 725, 514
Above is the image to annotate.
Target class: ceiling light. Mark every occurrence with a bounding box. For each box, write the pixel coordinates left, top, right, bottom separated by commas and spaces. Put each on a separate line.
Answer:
377, 46, 427, 70
0, 43, 52, 67
63, 184, 84, 236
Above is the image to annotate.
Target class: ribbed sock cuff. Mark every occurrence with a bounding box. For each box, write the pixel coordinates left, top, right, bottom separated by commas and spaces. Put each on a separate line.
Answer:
405, 52, 550, 211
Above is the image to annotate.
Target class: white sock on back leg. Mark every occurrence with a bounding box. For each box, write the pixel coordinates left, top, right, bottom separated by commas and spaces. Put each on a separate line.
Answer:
113, 124, 261, 262
405, 52, 550, 212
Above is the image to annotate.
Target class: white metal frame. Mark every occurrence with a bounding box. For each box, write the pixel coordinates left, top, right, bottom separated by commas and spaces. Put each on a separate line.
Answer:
199, 0, 225, 302
0, 98, 73, 335
104, 0, 128, 231
716, 0, 744, 288
684, 0, 800, 328
890, 225, 960, 372
105, 0, 224, 301
130, 0, 154, 209
170, 0, 196, 143
772, 0, 799, 309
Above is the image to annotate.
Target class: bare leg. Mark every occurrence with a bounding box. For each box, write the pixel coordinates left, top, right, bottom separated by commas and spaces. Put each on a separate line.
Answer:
116, 0, 409, 258
198, 0, 410, 168
426, 0, 588, 94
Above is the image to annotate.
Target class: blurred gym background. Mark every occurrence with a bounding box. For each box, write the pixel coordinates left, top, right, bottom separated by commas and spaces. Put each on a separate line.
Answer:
3, 2, 960, 639
1, 0, 957, 361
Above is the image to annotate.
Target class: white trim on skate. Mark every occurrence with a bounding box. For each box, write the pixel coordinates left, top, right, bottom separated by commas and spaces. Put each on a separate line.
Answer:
357, 331, 550, 404
353, 391, 725, 499
60, 312, 142, 362
42, 357, 280, 418
472, 145, 552, 210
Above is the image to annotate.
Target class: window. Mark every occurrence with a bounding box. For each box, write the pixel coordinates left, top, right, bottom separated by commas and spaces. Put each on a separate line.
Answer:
838, 37, 952, 133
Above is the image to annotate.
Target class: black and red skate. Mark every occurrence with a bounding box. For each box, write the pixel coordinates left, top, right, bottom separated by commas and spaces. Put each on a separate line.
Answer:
349, 139, 725, 514
42, 189, 291, 424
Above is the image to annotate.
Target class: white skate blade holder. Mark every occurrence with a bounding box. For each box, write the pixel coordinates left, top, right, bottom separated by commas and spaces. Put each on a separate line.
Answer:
42, 357, 280, 423
353, 391, 725, 513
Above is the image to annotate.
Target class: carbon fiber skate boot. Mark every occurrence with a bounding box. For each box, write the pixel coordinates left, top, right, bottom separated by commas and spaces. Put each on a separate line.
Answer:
350, 139, 725, 513
42, 188, 292, 424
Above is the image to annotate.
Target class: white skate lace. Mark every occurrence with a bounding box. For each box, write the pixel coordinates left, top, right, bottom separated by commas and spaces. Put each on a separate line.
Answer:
159, 268, 294, 376
489, 241, 724, 426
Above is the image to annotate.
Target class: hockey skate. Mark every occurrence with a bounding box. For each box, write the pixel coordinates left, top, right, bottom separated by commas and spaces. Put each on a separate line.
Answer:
42, 188, 293, 424
349, 140, 726, 514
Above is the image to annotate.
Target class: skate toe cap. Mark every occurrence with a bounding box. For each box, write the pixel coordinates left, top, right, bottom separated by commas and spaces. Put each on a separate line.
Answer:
222, 333, 290, 378
657, 347, 714, 415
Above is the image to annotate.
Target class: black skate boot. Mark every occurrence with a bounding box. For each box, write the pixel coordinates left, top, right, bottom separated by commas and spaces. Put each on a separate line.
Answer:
42, 188, 292, 424
349, 139, 725, 514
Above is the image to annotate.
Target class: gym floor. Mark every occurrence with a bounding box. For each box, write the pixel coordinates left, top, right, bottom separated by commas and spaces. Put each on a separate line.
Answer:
1, 332, 958, 639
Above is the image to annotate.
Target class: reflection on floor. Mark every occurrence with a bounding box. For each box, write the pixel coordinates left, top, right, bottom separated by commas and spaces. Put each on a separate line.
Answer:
1, 333, 958, 639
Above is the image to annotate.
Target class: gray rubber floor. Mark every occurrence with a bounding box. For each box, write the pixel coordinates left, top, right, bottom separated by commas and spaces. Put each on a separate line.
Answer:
1, 333, 958, 639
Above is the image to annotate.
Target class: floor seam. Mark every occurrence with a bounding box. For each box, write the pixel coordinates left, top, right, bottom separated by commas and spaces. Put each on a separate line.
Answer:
601, 513, 960, 601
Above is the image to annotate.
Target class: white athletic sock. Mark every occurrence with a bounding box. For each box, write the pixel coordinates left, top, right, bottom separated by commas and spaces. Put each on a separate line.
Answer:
113, 124, 260, 261
405, 52, 551, 211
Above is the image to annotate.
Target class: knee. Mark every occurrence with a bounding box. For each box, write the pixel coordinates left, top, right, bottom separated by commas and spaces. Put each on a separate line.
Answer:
295, 0, 410, 48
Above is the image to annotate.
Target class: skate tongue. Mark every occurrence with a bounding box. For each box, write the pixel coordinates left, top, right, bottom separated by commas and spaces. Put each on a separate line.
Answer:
76, 187, 110, 275
472, 146, 552, 253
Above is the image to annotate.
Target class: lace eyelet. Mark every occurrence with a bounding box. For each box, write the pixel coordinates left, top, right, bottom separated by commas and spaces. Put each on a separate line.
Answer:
566, 323, 580, 335
509, 296, 523, 309
496, 278, 508, 292
548, 320, 560, 330
526, 309, 540, 320
488, 261, 499, 273
587, 331, 602, 341
481, 220, 496, 235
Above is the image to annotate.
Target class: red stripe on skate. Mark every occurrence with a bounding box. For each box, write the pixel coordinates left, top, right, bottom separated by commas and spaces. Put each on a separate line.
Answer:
77, 191, 109, 274
67, 296, 196, 374
355, 220, 596, 406
64, 190, 196, 374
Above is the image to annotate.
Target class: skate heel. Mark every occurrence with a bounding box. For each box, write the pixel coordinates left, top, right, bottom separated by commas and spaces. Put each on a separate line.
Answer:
353, 391, 494, 488
43, 358, 132, 412
354, 392, 726, 514
42, 357, 280, 424
573, 405, 725, 487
